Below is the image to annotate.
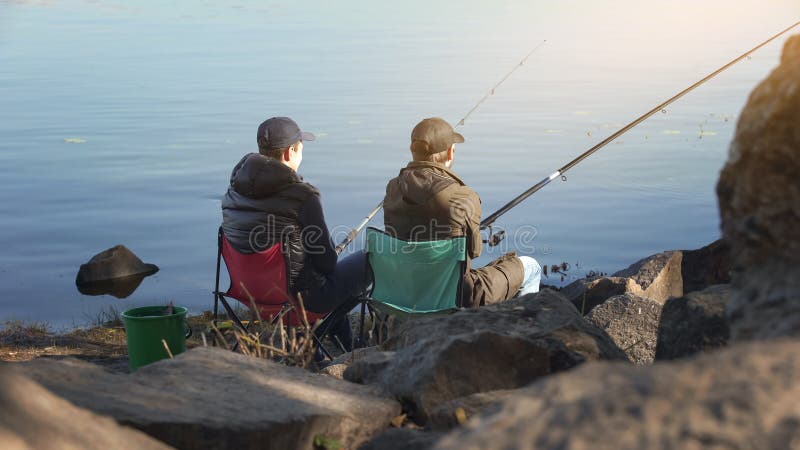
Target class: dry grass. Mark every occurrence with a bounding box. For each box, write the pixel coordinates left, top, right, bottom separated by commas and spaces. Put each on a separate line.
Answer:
0, 291, 352, 372
205, 285, 322, 369
0, 320, 128, 369
0, 308, 215, 371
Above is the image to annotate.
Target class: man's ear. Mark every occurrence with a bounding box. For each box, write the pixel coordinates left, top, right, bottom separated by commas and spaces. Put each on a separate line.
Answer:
282, 147, 292, 162
448, 144, 455, 161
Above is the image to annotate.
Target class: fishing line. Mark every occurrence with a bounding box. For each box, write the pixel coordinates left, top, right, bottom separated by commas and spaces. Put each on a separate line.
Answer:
480, 20, 800, 234
335, 40, 547, 254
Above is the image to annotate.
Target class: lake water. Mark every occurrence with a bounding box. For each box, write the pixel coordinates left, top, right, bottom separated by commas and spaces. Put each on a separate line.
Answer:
1, 0, 798, 328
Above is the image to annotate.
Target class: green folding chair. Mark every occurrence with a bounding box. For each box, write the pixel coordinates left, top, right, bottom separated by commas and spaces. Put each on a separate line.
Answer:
358, 227, 467, 343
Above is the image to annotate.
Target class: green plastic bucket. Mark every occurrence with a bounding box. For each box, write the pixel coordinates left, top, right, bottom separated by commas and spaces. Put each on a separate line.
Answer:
122, 305, 192, 371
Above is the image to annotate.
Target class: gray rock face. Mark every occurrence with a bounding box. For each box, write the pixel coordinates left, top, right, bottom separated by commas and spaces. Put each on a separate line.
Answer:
561, 250, 682, 314
318, 346, 381, 380
0, 368, 172, 450
560, 276, 629, 315
561, 242, 731, 315
656, 284, 733, 360
716, 34, 800, 341
612, 250, 684, 299
427, 389, 515, 430
680, 239, 732, 294
586, 293, 662, 364
434, 339, 800, 450
344, 290, 627, 423
12, 347, 400, 450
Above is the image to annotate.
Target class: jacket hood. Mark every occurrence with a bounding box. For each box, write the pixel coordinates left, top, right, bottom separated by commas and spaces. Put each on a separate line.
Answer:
229, 153, 301, 199
390, 161, 465, 206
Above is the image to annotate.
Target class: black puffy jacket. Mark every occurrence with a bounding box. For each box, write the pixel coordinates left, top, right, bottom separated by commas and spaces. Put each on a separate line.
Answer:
221, 153, 337, 292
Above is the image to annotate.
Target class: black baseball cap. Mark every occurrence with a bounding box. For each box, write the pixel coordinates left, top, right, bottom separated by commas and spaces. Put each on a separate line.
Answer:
410, 117, 464, 154
256, 117, 316, 152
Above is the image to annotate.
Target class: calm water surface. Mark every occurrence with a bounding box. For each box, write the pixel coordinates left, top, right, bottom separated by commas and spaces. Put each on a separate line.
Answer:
1, 0, 798, 328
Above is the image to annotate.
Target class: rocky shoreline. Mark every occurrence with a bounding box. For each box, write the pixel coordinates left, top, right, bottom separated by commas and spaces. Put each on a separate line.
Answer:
2, 34, 798, 450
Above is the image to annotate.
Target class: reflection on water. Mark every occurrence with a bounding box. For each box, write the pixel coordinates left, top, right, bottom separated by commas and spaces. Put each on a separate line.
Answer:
0, 0, 798, 327
76, 272, 155, 299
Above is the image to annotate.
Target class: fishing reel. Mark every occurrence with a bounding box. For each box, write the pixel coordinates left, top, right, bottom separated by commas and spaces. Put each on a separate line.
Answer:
482, 225, 506, 247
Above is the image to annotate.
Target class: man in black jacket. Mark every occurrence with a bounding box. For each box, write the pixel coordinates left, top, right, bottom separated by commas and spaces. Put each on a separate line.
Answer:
221, 117, 369, 347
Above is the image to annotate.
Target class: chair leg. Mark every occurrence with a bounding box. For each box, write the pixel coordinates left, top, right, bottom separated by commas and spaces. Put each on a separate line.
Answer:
218, 296, 249, 333
313, 335, 334, 360
214, 228, 223, 323
359, 300, 367, 348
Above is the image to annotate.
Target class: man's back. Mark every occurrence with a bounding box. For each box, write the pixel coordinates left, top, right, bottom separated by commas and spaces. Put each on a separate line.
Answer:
382, 116, 534, 307
383, 161, 483, 259
221, 153, 336, 291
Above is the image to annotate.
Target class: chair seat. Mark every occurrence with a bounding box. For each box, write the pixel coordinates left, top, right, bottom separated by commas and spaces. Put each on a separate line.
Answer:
368, 300, 457, 321
220, 232, 325, 327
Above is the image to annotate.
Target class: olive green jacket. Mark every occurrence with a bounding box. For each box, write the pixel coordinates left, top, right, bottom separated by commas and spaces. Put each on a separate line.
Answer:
383, 161, 524, 307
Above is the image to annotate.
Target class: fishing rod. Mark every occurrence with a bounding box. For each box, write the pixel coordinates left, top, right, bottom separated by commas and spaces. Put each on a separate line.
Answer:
335, 202, 385, 254
480, 19, 800, 238
335, 40, 548, 254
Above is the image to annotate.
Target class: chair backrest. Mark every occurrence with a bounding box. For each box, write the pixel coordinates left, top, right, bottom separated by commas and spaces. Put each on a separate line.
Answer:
365, 227, 466, 314
221, 233, 290, 306
220, 231, 324, 325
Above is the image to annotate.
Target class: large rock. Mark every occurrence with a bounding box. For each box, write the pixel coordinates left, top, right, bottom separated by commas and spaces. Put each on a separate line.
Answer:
0, 368, 172, 450
655, 284, 733, 360
559, 276, 629, 315
76, 245, 159, 298
680, 239, 731, 294
344, 290, 627, 423
12, 347, 400, 450
717, 34, 800, 341
612, 250, 684, 300
585, 293, 662, 364
427, 389, 515, 430
434, 338, 800, 450
561, 250, 682, 313
318, 346, 381, 380
357, 428, 442, 450
561, 241, 731, 314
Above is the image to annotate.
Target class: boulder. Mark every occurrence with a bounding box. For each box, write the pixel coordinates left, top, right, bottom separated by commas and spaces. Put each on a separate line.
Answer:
680, 239, 731, 294
716, 34, 800, 341
12, 347, 400, 450
585, 293, 662, 364
560, 276, 629, 315
562, 241, 731, 315
76, 245, 158, 298
357, 428, 443, 450
0, 368, 172, 450
434, 338, 800, 450
344, 290, 627, 423
427, 389, 515, 430
612, 250, 684, 300
655, 284, 733, 360
318, 346, 381, 380
561, 250, 682, 313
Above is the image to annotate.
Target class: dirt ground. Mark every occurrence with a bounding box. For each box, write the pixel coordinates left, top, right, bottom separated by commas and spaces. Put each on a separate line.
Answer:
0, 313, 215, 373
0, 310, 355, 373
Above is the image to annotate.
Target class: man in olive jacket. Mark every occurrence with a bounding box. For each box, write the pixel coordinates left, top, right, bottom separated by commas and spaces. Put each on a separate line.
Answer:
383, 117, 541, 307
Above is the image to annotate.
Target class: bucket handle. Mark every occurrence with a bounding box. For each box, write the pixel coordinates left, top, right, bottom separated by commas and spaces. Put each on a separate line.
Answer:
184, 320, 193, 339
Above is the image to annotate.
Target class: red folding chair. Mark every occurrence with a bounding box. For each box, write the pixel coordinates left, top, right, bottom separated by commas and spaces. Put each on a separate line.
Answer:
212, 227, 338, 358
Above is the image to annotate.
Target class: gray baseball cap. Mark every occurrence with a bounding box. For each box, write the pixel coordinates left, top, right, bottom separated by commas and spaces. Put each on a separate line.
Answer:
257, 117, 316, 151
